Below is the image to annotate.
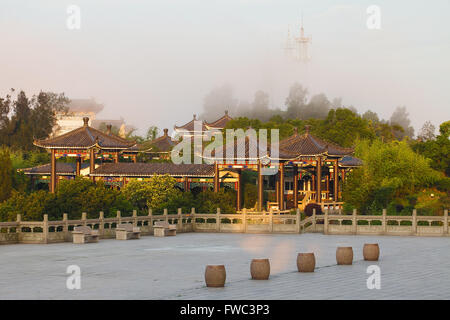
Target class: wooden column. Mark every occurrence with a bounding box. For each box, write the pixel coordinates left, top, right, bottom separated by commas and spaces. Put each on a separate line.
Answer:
132, 154, 137, 163
312, 174, 315, 191
214, 163, 219, 192
316, 157, 322, 203
275, 173, 280, 206
50, 149, 56, 193
237, 169, 242, 211
279, 163, 285, 210
257, 161, 263, 211
334, 160, 339, 201
90, 148, 95, 182
114, 151, 119, 163
293, 165, 299, 209
326, 175, 330, 199
76, 156, 81, 176
184, 177, 189, 192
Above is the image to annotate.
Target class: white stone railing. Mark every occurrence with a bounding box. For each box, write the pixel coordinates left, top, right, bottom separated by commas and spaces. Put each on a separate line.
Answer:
0, 208, 448, 245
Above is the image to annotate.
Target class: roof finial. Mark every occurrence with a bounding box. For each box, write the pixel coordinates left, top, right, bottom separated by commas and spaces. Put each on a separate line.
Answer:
193, 114, 197, 120
163, 128, 168, 136
106, 124, 112, 135
294, 127, 298, 135
225, 110, 228, 116
83, 117, 89, 126
305, 125, 311, 134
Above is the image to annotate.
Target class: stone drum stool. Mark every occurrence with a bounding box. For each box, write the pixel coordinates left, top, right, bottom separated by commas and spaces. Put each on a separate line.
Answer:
205, 265, 226, 287
363, 243, 380, 261
250, 259, 270, 280
297, 253, 316, 272
336, 247, 353, 265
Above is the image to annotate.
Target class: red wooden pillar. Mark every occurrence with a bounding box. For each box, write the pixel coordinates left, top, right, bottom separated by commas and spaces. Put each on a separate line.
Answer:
237, 169, 242, 211
50, 149, 56, 193
214, 163, 219, 192
293, 165, 299, 209
279, 163, 285, 210
90, 148, 96, 182
316, 157, 322, 203
334, 160, 339, 201
76, 156, 81, 176
257, 161, 263, 211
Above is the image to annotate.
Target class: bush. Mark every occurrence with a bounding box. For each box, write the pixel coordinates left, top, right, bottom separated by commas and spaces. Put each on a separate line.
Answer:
304, 203, 322, 216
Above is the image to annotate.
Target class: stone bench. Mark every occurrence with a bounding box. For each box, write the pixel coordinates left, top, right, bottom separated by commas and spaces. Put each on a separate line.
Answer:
72, 226, 99, 244
116, 223, 141, 240
153, 221, 176, 237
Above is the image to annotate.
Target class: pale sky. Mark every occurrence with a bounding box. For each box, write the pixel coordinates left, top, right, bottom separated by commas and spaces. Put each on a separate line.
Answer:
1, 0, 449, 135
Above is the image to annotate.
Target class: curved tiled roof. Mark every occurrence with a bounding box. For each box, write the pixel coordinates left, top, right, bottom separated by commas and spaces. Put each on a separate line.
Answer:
34, 118, 136, 150
205, 111, 233, 129
278, 127, 354, 159
21, 162, 90, 175
338, 156, 363, 167
90, 163, 215, 177
174, 114, 208, 133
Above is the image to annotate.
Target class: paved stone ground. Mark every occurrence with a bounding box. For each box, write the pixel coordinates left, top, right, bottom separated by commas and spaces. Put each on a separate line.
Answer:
1, 233, 449, 299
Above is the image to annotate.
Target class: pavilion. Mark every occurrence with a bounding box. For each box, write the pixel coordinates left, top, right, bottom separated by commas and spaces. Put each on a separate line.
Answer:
33, 117, 137, 193
207, 125, 359, 211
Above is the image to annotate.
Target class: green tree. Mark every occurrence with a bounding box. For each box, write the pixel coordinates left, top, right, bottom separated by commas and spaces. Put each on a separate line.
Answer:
343, 139, 441, 213
0, 148, 13, 202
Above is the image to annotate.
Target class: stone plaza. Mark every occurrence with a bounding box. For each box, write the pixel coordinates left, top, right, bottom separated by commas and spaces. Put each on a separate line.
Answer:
1, 233, 449, 300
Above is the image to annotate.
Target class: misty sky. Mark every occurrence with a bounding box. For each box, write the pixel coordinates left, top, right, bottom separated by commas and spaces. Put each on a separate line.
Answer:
1, 0, 449, 135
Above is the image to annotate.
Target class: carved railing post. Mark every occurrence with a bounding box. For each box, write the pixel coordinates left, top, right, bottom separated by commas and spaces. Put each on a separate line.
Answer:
412, 209, 417, 235
81, 212, 87, 226
116, 210, 121, 225
164, 208, 168, 223
444, 209, 448, 235
43, 214, 49, 244
269, 208, 273, 233
296, 208, 301, 233
216, 208, 221, 232
148, 208, 153, 228
312, 209, 316, 232
242, 208, 247, 233
382, 209, 387, 234
191, 208, 196, 231
177, 208, 183, 231
63, 213, 69, 240
99, 211, 104, 236
352, 209, 357, 234
132, 210, 137, 227
324, 209, 329, 235
16, 214, 21, 235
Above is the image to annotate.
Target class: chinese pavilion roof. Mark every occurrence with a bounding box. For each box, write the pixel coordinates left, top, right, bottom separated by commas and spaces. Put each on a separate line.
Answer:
135, 128, 176, 153
21, 162, 90, 176
90, 163, 214, 177
34, 117, 136, 150
205, 111, 233, 129
277, 126, 354, 159
174, 114, 208, 133
338, 156, 363, 167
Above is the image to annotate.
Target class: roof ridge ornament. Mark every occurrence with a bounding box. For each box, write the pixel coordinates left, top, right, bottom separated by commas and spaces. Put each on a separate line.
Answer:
83, 117, 89, 126
304, 125, 311, 134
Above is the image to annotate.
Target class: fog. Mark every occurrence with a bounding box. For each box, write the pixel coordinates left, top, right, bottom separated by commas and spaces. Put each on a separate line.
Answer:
1, 0, 449, 135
